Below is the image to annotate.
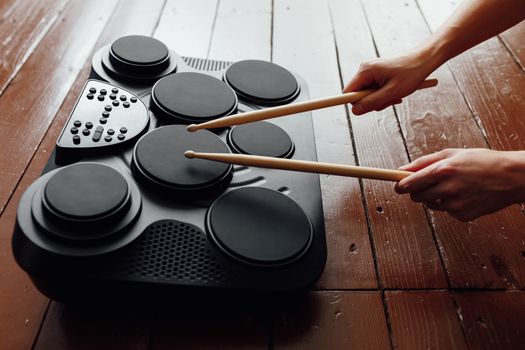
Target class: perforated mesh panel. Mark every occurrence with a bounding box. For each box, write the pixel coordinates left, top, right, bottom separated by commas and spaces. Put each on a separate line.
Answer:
182, 57, 231, 71
111, 220, 238, 285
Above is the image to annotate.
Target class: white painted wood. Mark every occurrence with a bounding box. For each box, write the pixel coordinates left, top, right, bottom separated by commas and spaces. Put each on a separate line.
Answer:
327, 0, 377, 82
417, 0, 460, 31
208, 0, 272, 61
273, 0, 377, 289
103, 0, 166, 37
154, 0, 218, 57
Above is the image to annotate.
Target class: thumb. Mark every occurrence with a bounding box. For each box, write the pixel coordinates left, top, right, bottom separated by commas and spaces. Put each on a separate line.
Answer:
343, 69, 376, 94
351, 83, 396, 115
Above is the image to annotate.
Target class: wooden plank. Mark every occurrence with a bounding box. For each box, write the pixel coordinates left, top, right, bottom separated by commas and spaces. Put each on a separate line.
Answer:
150, 2, 272, 349
0, 0, 118, 215
418, 0, 525, 151
386, 291, 468, 350
208, 0, 272, 61
154, 0, 218, 58
413, 0, 525, 288
273, 291, 390, 349
501, 21, 525, 71
330, 0, 447, 288
453, 292, 525, 349
1, 1, 165, 349
0, 0, 69, 96
273, 0, 377, 289
0, 1, 120, 349
151, 311, 269, 350
34, 303, 150, 350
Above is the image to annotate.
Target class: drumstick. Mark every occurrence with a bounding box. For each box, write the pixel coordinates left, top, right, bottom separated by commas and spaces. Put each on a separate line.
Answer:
184, 151, 412, 182
187, 78, 438, 132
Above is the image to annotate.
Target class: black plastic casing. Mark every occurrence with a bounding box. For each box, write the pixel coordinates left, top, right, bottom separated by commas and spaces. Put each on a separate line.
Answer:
12, 46, 327, 303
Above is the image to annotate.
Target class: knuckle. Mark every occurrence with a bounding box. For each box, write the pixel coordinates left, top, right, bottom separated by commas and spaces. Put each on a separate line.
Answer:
435, 163, 457, 178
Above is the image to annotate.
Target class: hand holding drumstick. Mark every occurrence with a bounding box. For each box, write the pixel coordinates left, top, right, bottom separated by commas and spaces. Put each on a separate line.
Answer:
185, 79, 438, 182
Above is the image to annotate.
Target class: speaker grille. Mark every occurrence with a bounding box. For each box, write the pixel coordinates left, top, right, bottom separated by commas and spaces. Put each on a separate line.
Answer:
182, 56, 231, 71
112, 220, 238, 285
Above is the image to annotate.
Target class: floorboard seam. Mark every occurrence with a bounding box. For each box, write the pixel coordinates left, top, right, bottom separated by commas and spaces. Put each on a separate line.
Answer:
497, 35, 525, 72
206, 0, 221, 59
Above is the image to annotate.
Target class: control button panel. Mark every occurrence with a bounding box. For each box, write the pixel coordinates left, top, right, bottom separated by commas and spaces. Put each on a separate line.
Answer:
57, 80, 149, 154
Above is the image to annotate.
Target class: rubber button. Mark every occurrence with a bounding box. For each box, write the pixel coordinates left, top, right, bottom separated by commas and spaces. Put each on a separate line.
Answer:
105, 136, 112, 142
112, 100, 119, 107
123, 102, 130, 108
100, 89, 107, 95
82, 129, 90, 136
130, 97, 137, 103
85, 122, 93, 129
107, 129, 115, 135
100, 118, 107, 124
73, 120, 81, 127
102, 111, 110, 118
117, 134, 125, 141
110, 94, 117, 100
98, 95, 105, 101
120, 95, 127, 101
105, 105, 112, 112
87, 93, 94, 100
112, 88, 118, 94
92, 126, 104, 142
70, 127, 78, 134
73, 135, 81, 144
120, 127, 127, 134
92, 132, 102, 142
89, 87, 96, 94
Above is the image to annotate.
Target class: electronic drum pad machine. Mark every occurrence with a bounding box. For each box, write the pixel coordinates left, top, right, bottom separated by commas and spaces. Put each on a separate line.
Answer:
12, 35, 327, 303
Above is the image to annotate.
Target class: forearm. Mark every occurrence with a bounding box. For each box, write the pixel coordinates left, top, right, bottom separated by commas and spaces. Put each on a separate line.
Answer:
418, 0, 525, 71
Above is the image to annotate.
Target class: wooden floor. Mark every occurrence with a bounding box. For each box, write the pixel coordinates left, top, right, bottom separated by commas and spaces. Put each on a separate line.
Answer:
0, 0, 524, 349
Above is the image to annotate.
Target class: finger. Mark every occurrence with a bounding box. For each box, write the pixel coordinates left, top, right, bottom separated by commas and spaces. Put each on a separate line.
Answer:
423, 199, 447, 211
410, 182, 458, 203
424, 198, 465, 213
351, 83, 398, 115
398, 149, 452, 171
395, 159, 448, 194
449, 210, 478, 222
343, 70, 377, 93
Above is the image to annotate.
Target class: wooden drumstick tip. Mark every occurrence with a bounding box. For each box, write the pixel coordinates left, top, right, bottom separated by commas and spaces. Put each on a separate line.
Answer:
187, 124, 198, 132
184, 150, 196, 159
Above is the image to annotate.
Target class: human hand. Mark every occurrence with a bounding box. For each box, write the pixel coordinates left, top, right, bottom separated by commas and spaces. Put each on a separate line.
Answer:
394, 148, 525, 222
344, 49, 437, 115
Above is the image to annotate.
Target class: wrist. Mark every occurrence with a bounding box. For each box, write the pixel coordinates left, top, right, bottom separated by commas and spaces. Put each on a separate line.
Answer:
506, 151, 525, 203
414, 40, 447, 74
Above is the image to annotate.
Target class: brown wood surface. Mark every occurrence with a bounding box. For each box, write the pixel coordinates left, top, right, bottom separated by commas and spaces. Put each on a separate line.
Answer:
453, 292, 525, 349
417, 0, 525, 289
332, 0, 447, 289
273, 291, 390, 350
33, 303, 150, 350
0, 0, 118, 214
386, 291, 468, 350
0, 0, 69, 96
501, 21, 525, 71
0, 0, 524, 348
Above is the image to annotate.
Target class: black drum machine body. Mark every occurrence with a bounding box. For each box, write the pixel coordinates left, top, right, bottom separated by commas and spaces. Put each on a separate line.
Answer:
12, 36, 327, 302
